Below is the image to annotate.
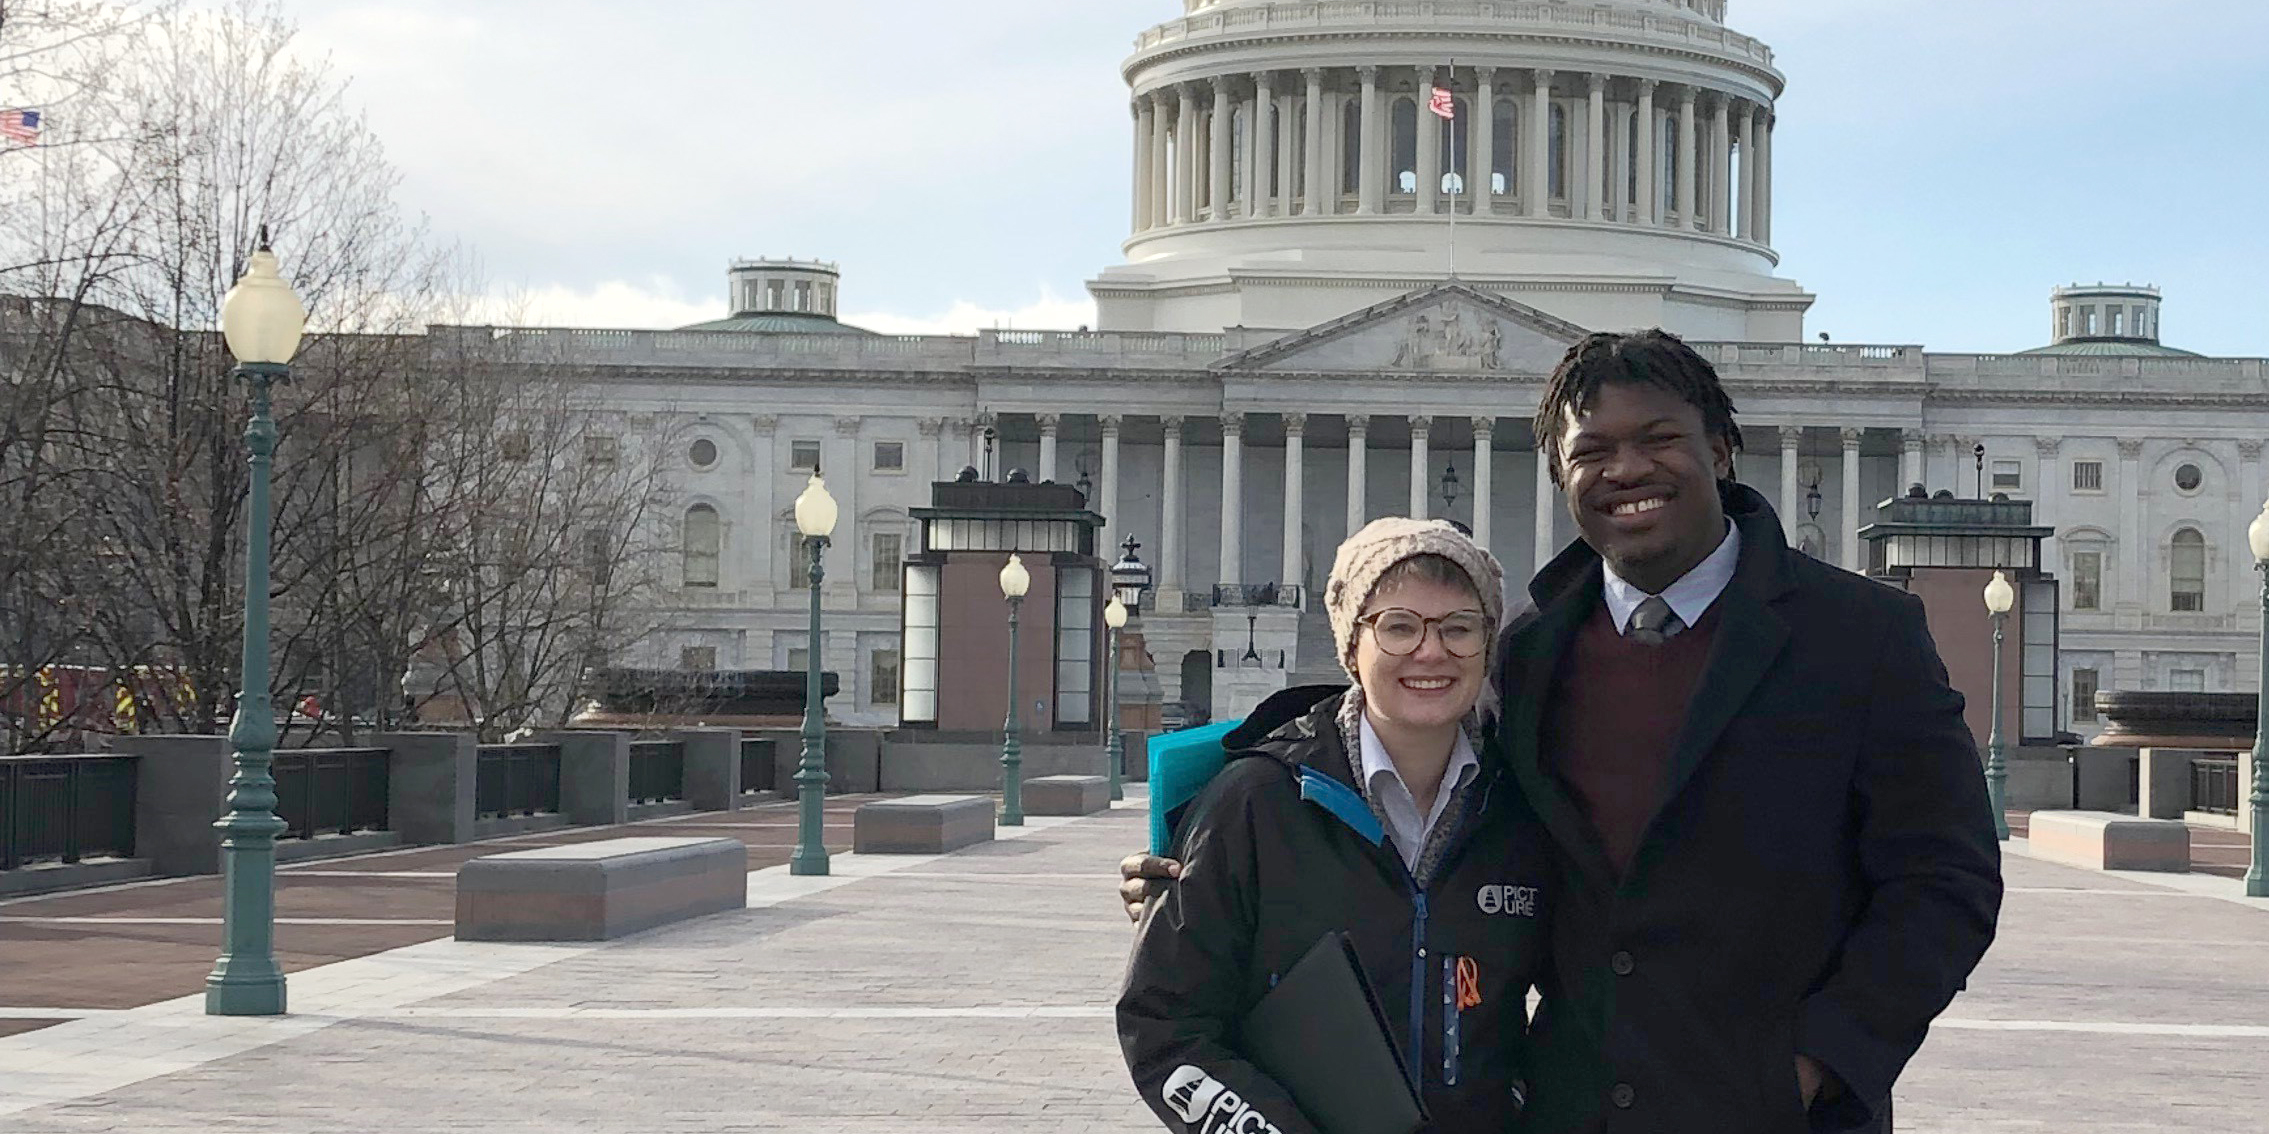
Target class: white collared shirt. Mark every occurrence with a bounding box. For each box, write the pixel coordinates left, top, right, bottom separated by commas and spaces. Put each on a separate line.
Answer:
1356, 713, 1480, 872
1601, 522, 1742, 636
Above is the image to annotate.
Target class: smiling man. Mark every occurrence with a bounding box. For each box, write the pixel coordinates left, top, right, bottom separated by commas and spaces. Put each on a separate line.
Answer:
1496, 329, 2003, 1133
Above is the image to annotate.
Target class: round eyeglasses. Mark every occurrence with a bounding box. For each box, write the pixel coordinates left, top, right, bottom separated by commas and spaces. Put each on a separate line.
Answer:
1356, 608, 1489, 658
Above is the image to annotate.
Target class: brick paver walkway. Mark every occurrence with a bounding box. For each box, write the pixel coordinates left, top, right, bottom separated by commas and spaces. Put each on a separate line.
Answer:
2, 792, 2265, 1131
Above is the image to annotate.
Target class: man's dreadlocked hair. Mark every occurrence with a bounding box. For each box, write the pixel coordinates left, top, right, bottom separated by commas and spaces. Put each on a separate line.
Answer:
1536, 329, 1742, 488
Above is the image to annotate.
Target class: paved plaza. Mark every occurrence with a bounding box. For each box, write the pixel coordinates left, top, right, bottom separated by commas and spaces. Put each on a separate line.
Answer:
2, 791, 2265, 1132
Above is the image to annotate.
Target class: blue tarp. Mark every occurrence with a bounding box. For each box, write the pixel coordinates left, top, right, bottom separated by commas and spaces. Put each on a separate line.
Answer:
1147, 718, 1244, 855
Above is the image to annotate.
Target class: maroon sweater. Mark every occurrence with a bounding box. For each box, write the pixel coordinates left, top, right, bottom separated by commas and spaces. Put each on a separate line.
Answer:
1542, 599, 1722, 876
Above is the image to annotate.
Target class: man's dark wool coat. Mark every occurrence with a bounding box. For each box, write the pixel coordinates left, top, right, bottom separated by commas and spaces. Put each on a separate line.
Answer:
1495, 482, 2004, 1133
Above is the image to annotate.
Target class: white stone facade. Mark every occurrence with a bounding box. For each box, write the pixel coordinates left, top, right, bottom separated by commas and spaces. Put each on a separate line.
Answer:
447, 1, 2266, 732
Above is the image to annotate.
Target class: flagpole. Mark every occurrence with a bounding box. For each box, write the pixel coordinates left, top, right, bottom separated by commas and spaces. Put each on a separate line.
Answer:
1447, 61, 1458, 279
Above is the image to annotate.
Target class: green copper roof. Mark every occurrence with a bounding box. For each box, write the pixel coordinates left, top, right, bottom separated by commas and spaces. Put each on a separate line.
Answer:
2016, 338, 2202, 358
676, 312, 877, 336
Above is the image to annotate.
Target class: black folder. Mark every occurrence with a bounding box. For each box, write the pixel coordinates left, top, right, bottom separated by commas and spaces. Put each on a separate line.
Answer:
1240, 932, 1428, 1134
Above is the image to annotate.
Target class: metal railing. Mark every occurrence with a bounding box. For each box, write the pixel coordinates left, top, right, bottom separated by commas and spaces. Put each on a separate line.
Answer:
2191, 756, 2239, 815
272, 748, 390, 840
473, 743, 562, 819
627, 741, 687, 805
1, 754, 137, 870
739, 737, 776, 793
1211, 583, 1304, 608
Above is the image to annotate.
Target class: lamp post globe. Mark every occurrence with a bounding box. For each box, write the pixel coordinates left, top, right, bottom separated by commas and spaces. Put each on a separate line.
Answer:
999, 553, 1030, 825
791, 474, 838, 876
1104, 596, 1129, 801
1982, 570, 2014, 841
2247, 503, 2269, 896
207, 227, 304, 1017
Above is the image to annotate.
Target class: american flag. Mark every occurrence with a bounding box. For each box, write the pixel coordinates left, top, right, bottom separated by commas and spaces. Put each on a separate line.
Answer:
0, 109, 41, 145
1428, 84, 1456, 120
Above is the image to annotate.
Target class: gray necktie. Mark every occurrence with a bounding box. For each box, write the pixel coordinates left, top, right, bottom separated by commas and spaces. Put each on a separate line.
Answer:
1627, 596, 1684, 646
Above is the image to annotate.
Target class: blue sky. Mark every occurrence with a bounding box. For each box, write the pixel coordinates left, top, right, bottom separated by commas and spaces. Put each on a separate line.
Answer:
290, 0, 2268, 353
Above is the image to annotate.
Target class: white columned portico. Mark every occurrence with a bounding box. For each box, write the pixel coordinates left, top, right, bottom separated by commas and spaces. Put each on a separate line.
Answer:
1133, 101, 1153, 231
1841, 428, 1864, 571
1251, 72, 1275, 216
1357, 66, 1382, 215
1175, 84, 1199, 223
1219, 413, 1246, 587
1161, 416, 1185, 596
1472, 418, 1495, 552
1303, 68, 1326, 216
1525, 69, 1553, 217
1037, 414, 1060, 484
1780, 427, 1803, 537
1099, 415, 1123, 556
916, 416, 946, 483
1415, 66, 1440, 215
1901, 430, 1925, 493
1471, 67, 1496, 214
1281, 413, 1306, 588
1708, 94, 1730, 233
1586, 73, 1608, 221
1346, 414, 1370, 537
1409, 415, 1432, 520
1209, 76, 1234, 221
1534, 445, 1557, 577
1635, 79, 1658, 226
1676, 87, 1698, 230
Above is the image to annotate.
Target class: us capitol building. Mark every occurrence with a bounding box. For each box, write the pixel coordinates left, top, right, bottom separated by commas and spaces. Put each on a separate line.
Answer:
441, 0, 2267, 738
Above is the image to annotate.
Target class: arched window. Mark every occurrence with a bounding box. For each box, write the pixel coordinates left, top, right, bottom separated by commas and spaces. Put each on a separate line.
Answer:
1549, 103, 1568, 200
1288, 102, 1307, 202
1660, 115, 1680, 215
1342, 99, 1362, 195
683, 505, 720, 589
1391, 97, 1417, 194
1626, 109, 1642, 208
1439, 97, 1469, 197
1229, 104, 1247, 205
2170, 528, 2205, 611
1492, 99, 1517, 195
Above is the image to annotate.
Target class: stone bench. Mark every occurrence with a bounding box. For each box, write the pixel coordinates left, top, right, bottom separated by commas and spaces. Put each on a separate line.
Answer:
853, 795, 995, 854
1025, 775, 1109, 816
2027, 810, 2191, 873
455, 836, 747, 941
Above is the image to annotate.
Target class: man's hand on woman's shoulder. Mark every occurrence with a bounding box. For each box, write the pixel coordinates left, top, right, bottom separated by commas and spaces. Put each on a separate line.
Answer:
1118, 853, 1181, 922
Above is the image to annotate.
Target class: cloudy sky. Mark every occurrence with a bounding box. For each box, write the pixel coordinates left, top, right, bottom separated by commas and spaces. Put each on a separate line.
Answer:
283, 0, 2268, 354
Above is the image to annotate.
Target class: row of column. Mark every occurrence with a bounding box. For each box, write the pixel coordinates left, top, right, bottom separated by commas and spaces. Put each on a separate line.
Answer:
993, 414, 1910, 595
1130, 65, 1773, 242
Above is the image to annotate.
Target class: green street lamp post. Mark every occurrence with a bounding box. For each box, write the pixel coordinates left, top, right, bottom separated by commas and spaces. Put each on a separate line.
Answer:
1983, 569, 2014, 841
208, 229, 305, 1017
791, 473, 839, 876
1103, 597, 1127, 802
999, 552, 1030, 826
2246, 504, 2269, 897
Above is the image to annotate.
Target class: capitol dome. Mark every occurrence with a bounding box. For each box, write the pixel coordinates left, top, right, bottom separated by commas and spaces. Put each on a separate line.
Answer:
2016, 283, 2201, 358
1091, 0, 1810, 340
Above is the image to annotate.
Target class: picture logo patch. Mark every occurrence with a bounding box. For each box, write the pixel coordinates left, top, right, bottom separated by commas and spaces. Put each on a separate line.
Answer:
1476, 883, 1540, 917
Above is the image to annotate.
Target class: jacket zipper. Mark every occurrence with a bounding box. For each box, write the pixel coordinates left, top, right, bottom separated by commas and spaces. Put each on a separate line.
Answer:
1408, 888, 1429, 1091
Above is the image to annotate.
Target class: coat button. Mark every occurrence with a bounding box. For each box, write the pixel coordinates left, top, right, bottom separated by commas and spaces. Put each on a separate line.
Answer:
1611, 1083, 1636, 1109
1610, 950, 1634, 976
